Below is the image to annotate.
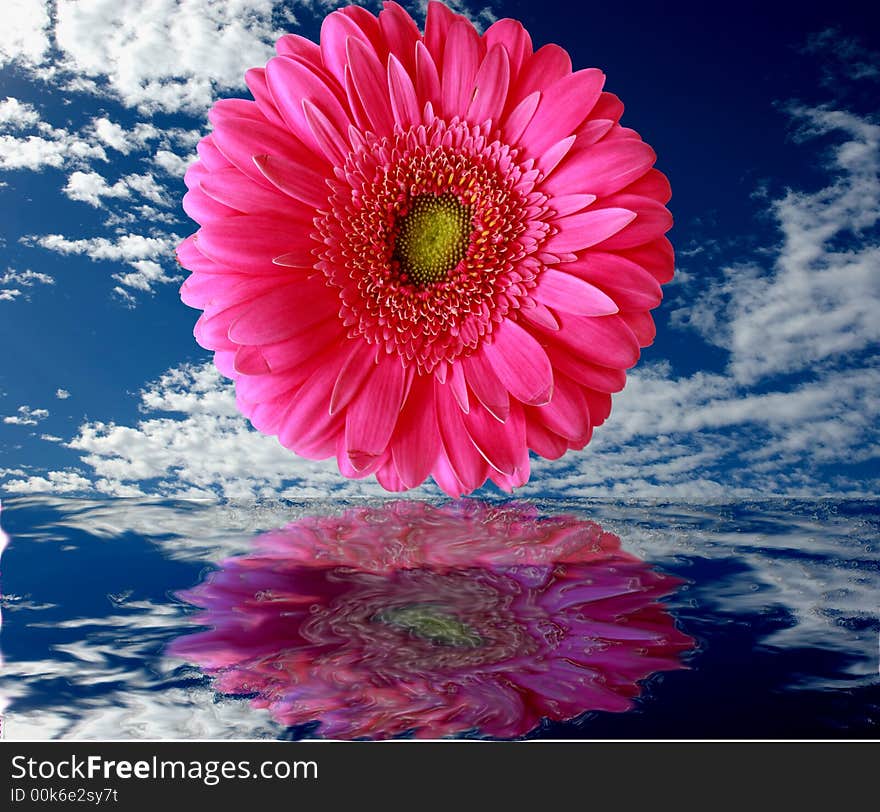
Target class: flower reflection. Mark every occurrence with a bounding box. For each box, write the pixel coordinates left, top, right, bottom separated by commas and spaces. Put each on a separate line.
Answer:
169, 501, 693, 739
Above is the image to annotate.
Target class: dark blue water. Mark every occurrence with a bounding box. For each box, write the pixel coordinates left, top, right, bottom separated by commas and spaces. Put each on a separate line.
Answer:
1, 496, 877, 739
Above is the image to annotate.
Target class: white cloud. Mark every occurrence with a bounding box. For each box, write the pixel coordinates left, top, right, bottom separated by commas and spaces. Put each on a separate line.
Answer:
87, 117, 160, 154
28, 232, 178, 263
3, 405, 49, 426
23, 232, 183, 295
153, 148, 190, 177
3, 470, 92, 492
63, 170, 170, 208
0, 268, 54, 302
52, 0, 282, 114
802, 28, 880, 85
112, 259, 181, 293
6, 362, 404, 499
0, 97, 41, 129
55, 388, 70, 399
63, 170, 132, 207
0, 131, 107, 171
673, 106, 880, 384
0, 0, 50, 66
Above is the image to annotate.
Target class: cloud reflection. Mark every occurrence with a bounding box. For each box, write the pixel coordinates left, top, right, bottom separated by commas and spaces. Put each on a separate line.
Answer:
169, 501, 693, 739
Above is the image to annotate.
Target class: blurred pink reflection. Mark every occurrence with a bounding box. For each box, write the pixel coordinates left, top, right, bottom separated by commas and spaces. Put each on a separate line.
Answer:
170, 501, 693, 738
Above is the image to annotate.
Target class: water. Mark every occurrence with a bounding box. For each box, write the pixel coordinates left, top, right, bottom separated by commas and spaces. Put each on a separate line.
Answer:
1, 496, 877, 740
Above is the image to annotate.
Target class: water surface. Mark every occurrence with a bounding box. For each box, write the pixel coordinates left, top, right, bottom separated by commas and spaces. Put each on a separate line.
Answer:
1, 496, 877, 739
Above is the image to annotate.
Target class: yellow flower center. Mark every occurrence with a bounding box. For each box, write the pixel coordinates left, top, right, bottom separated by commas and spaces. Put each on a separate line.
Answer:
394, 194, 470, 286
375, 603, 482, 647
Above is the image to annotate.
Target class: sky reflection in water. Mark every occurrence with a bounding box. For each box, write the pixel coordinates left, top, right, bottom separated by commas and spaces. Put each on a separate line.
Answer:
0, 497, 877, 739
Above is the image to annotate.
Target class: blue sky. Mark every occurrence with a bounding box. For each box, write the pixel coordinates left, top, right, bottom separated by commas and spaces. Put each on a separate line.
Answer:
0, 0, 878, 501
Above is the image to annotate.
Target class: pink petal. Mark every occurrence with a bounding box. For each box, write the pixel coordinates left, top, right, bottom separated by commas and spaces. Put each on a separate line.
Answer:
537, 135, 575, 177
341, 4, 386, 59
435, 381, 489, 492
199, 168, 305, 216
195, 217, 316, 274
244, 68, 286, 129
319, 10, 372, 87
500, 91, 539, 146
467, 44, 509, 126
235, 367, 304, 404
574, 118, 615, 148
555, 138, 656, 197
543, 209, 636, 254
228, 280, 338, 344
178, 236, 219, 275
342, 65, 372, 132
448, 361, 470, 413
376, 459, 407, 492
378, 2, 420, 75
248, 392, 293, 435
330, 340, 378, 415
519, 300, 560, 331
183, 187, 235, 223
424, 0, 457, 68
620, 237, 675, 284
591, 194, 673, 250
547, 313, 640, 370
346, 37, 395, 136
483, 318, 554, 406
526, 418, 568, 460
562, 252, 662, 310
619, 310, 656, 347
195, 136, 229, 171
430, 452, 467, 498
531, 372, 590, 443
591, 91, 625, 123
278, 352, 346, 453
509, 44, 571, 105
415, 41, 441, 107
441, 20, 481, 118
549, 194, 598, 217
463, 351, 509, 422
259, 319, 342, 372
302, 98, 349, 165
211, 116, 327, 188
585, 388, 612, 426
209, 98, 262, 123
387, 54, 421, 128
533, 268, 619, 316
483, 18, 532, 81
233, 345, 270, 375
276, 32, 322, 64
253, 154, 330, 209
543, 345, 627, 393
519, 68, 605, 157
345, 356, 407, 470
265, 56, 352, 156
462, 401, 526, 476
623, 167, 672, 204
194, 300, 253, 351
391, 375, 440, 489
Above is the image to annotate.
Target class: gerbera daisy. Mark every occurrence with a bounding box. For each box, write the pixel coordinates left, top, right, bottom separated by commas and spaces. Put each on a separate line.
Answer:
169, 502, 693, 739
178, 1, 673, 496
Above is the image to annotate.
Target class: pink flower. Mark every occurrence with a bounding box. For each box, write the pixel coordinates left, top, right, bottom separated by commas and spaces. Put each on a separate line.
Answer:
169, 502, 693, 739
178, 2, 674, 496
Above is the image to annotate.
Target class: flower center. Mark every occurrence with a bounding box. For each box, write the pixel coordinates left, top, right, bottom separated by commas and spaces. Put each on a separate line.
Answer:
393, 194, 471, 286
374, 603, 482, 648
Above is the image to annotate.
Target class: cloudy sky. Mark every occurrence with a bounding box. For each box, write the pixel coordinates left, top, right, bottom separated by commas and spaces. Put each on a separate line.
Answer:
0, 0, 877, 501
